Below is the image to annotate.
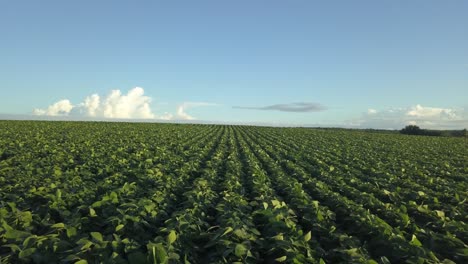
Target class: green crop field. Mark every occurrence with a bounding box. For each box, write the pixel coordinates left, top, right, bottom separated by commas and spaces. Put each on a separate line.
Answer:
0, 121, 466, 263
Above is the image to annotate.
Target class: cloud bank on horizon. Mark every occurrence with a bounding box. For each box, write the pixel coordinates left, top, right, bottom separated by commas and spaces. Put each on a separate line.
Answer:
349, 105, 468, 130
31, 87, 467, 129
33, 87, 210, 121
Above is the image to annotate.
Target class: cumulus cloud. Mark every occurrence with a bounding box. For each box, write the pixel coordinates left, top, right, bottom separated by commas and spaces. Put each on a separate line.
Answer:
34, 87, 156, 119
406, 104, 458, 119
100, 88, 155, 119
176, 102, 217, 120
348, 104, 468, 129
32, 87, 219, 121
83, 94, 100, 117
33, 99, 74, 116
233, 102, 326, 112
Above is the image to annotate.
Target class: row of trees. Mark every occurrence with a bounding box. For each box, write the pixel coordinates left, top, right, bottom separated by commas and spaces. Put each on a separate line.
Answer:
400, 125, 467, 137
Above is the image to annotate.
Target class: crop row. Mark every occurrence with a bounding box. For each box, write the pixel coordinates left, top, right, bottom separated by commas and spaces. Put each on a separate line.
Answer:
0, 121, 466, 263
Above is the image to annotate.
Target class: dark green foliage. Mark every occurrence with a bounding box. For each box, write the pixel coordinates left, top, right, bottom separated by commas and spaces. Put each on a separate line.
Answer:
400, 125, 467, 137
400, 125, 425, 135
0, 121, 466, 263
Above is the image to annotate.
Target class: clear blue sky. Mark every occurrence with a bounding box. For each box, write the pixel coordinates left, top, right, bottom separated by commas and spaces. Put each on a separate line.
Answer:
1, 0, 467, 128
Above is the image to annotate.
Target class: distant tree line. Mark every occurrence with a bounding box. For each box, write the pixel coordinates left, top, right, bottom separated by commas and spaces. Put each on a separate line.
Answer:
400, 125, 467, 137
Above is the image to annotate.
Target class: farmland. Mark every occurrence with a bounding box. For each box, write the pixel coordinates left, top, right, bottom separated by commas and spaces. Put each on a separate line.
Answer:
0, 121, 466, 263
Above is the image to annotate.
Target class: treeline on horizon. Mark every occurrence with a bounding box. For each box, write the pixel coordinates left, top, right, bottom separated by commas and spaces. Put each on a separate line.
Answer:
400, 125, 467, 137
314, 126, 467, 137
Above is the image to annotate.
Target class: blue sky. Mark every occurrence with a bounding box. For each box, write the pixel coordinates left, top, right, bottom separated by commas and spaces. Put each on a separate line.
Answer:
1, 0, 467, 128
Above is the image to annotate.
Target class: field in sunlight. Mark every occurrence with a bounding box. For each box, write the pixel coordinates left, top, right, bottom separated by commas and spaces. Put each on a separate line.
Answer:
0, 121, 466, 263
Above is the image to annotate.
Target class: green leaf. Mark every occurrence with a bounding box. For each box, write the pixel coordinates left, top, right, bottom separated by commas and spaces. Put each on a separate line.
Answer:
2, 244, 21, 253
271, 200, 280, 207
221, 227, 233, 237
152, 245, 157, 264
329, 166, 335, 172
312, 200, 319, 208
263, 202, 268, 209
23, 235, 37, 248
184, 254, 191, 264
410, 234, 422, 247
19, 248, 36, 259
115, 224, 124, 232
441, 260, 456, 264
91, 232, 103, 242
67, 227, 77, 238
153, 243, 167, 264
111, 252, 119, 259
80, 241, 93, 250
54, 168, 62, 177
167, 230, 177, 245
63, 254, 81, 262
317, 210, 324, 221
435, 210, 445, 218
4, 229, 30, 239
91, 201, 102, 208
319, 258, 326, 264
304, 231, 311, 242
75, 260, 88, 264
380, 256, 391, 264
233, 229, 248, 239
273, 233, 284, 241
168, 252, 180, 260
89, 208, 97, 217
51, 223, 65, 229
344, 248, 361, 257
275, 256, 287, 262
234, 243, 248, 257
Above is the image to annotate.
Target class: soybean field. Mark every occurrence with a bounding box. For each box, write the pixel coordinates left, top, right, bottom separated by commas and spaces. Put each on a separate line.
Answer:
0, 121, 466, 263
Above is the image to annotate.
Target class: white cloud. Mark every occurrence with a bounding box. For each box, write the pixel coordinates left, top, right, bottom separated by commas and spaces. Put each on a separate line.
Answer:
83, 94, 100, 117
159, 112, 174, 120
34, 87, 156, 119
176, 102, 217, 120
33, 99, 74, 116
348, 104, 467, 130
406, 104, 457, 119
33, 87, 219, 121
100, 87, 155, 119
176, 105, 194, 120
